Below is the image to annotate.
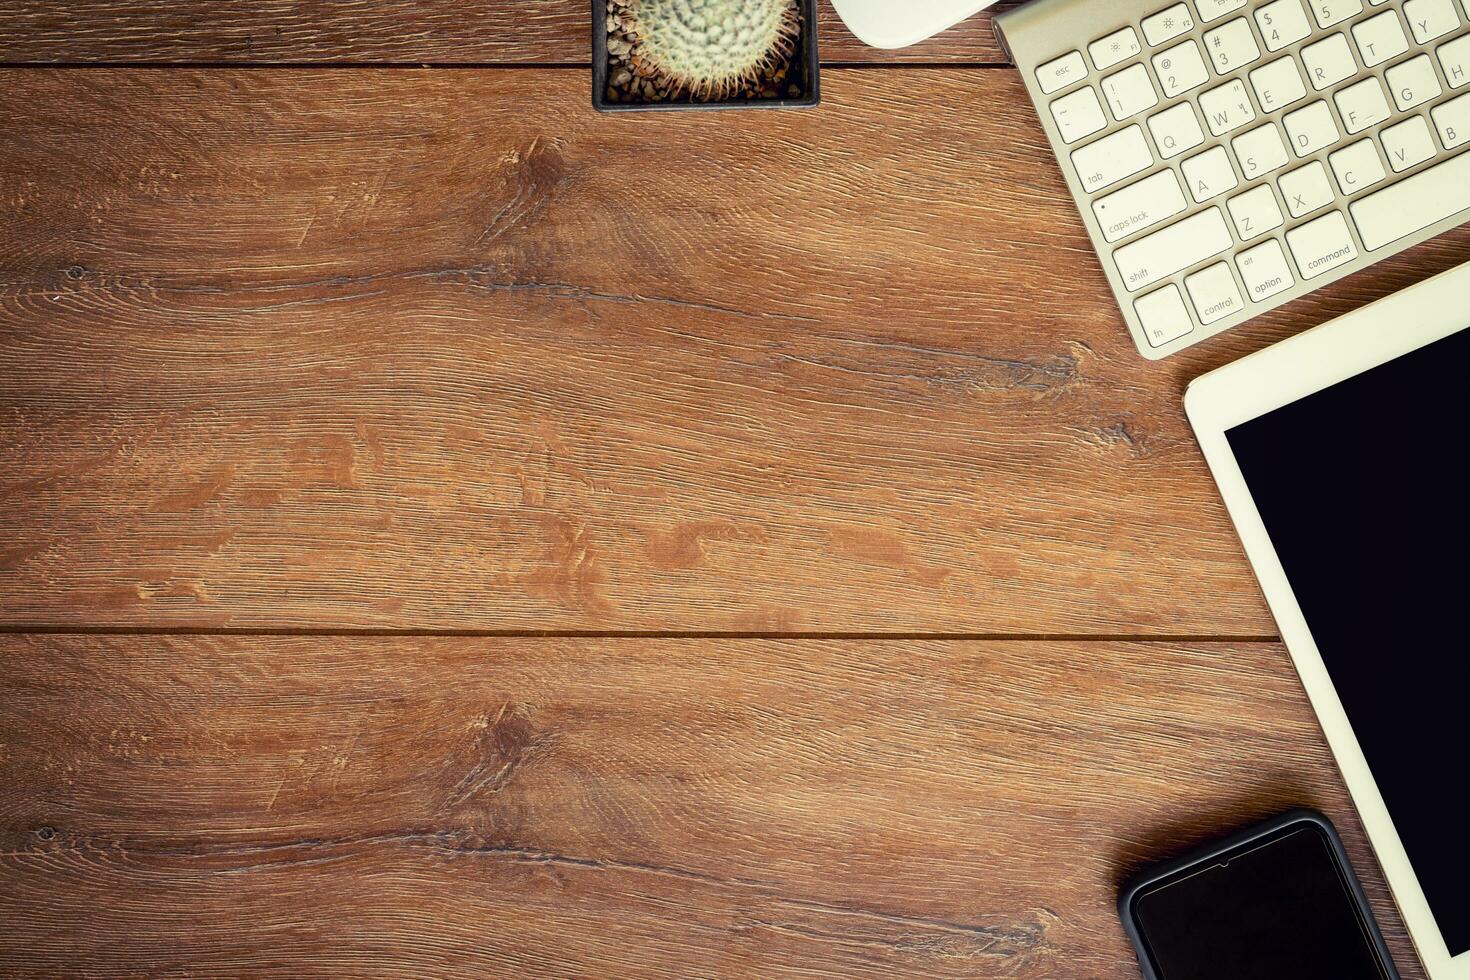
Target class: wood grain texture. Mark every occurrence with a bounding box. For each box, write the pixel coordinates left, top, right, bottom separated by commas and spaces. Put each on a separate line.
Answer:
0, 634, 1426, 978
0, 0, 1015, 65
5, 68, 1469, 632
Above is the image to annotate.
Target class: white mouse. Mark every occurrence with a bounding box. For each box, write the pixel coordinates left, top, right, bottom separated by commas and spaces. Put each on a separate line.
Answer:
827, 0, 1003, 49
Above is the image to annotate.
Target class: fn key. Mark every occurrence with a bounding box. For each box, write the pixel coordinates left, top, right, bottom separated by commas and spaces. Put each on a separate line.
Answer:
1135, 284, 1195, 347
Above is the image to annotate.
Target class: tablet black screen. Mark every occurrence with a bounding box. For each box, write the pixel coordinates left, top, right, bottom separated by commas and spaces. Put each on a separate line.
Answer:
1226, 326, 1469, 957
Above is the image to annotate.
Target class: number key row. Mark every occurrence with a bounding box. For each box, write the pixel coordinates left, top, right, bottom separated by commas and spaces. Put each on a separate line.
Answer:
1044, 0, 1469, 101
1039, 0, 1275, 95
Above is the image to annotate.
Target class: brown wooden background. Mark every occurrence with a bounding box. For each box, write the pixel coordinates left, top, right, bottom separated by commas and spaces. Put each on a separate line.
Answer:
3, 1, 1467, 976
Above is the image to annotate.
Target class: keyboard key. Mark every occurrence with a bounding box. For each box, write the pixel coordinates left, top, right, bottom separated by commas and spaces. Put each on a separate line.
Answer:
1093, 169, 1189, 242
1198, 0, 1249, 22
1278, 161, 1336, 214
1329, 138, 1387, 192
1250, 58, 1308, 112
1233, 123, 1291, 179
1334, 77, 1391, 132
1256, 0, 1314, 50
1402, 0, 1461, 42
1310, 0, 1363, 28
1101, 64, 1160, 120
1351, 10, 1410, 65
1227, 183, 1286, 238
1284, 100, 1341, 155
1302, 34, 1358, 89
1153, 40, 1211, 98
1350, 146, 1470, 248
1286, 210, 1360, 276
1432, 90, 1470, 148
1204, 18, 1262, 73
1386, 55, 1443, 110
1072, 125, 1155, 193
1236, 239, 1296, 300
1440, 35, 1470, 89
1142, 3, 1196, 45
1114, 208, 1234, 291
1185, 262, 1246, 323
1200, 79, 1258, 135
1091, 27, 1143, 70
1148, 101, 1207, 157
1182, 145, 1241, 201
1134, 284, 1195, 347
1051, 87, 1108, 143
1380, 114, 1438, 170
1038, 51, 1088, 93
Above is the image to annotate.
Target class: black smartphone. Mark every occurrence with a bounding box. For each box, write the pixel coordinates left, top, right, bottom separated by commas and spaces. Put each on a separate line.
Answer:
1119, 810, 1400, 980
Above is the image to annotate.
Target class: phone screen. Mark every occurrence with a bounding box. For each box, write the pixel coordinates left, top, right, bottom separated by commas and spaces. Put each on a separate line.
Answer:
1130, 824, 1391, 979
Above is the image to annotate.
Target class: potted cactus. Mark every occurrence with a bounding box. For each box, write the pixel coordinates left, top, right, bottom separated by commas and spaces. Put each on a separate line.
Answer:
593, 0, 820, 111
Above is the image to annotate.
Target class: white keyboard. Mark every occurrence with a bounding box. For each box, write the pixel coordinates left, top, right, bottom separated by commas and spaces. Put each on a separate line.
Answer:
996, 0, 1470, 358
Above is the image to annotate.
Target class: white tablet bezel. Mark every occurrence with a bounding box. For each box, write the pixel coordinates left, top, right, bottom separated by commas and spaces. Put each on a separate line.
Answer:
1185, 260, 1470, 980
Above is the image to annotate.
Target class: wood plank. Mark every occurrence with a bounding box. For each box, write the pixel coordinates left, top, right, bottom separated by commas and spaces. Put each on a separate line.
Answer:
0, 634, 1426, 978
0, 0, 1015, 65
4, 69, 1468, 631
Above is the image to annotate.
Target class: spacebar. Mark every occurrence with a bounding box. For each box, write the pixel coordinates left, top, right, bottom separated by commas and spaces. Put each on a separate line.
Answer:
1350, 152, 1470, 251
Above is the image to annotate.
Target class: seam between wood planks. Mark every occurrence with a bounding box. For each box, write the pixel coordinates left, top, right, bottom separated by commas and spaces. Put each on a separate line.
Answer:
0, 626, 1281, 642
0, 60, 1015, 69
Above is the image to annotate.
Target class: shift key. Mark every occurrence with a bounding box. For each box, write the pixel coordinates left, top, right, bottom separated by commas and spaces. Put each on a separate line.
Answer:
1112, 208, 1233, 291
1071, 126, 1154, 194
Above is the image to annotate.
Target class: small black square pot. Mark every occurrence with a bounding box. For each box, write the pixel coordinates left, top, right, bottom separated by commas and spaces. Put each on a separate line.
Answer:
592, 0, 820, 112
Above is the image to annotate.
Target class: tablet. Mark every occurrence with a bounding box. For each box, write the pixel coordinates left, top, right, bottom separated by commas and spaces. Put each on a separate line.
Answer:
1185, 260, 1470, 979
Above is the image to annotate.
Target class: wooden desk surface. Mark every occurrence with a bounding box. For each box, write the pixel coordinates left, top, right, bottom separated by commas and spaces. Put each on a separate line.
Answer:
2, 3, 1465, 976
